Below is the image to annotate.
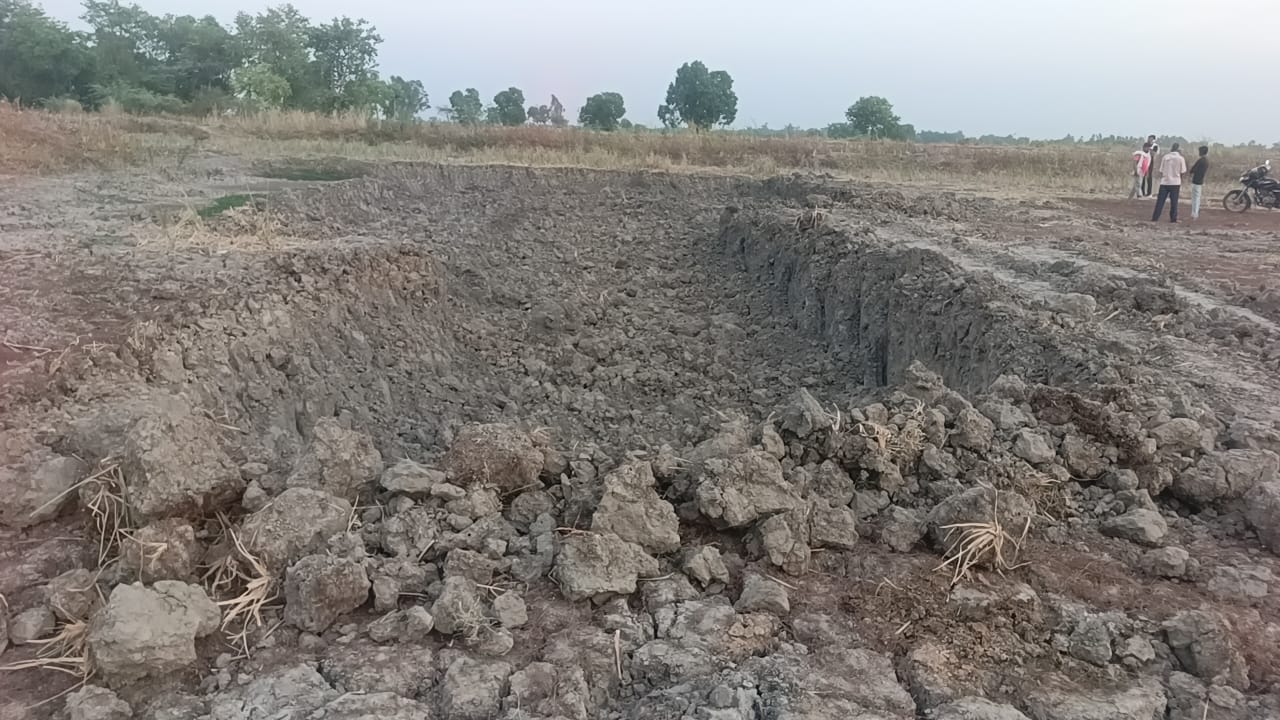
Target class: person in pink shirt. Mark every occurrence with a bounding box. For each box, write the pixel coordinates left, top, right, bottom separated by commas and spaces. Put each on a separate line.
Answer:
1129, 143, 1151, 200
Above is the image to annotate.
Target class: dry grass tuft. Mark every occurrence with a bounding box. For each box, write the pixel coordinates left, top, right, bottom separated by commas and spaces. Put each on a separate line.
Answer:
204, 518, 276, 655
934, 492, 1031, 585
0, 619, 93, 680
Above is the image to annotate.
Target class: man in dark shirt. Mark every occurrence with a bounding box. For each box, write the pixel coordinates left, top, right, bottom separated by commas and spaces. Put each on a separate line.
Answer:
1189, 146, 1209, 220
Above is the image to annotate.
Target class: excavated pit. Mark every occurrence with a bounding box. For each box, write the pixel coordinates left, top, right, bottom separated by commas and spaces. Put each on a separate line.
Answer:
3, 165, 1280, 720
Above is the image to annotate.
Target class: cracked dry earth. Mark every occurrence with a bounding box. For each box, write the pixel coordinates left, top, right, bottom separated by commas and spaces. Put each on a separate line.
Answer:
2, 160, 1280, 720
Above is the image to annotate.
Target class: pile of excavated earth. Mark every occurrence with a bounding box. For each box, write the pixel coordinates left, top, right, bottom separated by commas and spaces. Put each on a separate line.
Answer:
1, 163, 1279, 720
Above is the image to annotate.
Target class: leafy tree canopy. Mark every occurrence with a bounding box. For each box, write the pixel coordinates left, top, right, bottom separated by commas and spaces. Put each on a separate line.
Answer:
578, 91, 625, 131
490, 86, 526, 126
657, 60, 737, 131
379, 75, 427, 121
845, 96, 907, 138
447, 88, 483, 125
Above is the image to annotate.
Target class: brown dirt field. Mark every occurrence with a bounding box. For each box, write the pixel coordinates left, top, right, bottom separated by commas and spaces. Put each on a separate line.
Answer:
3, 158, 1280, 719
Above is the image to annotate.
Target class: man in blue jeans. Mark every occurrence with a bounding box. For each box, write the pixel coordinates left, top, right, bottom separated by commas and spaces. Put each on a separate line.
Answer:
1151, 142, 1188, 223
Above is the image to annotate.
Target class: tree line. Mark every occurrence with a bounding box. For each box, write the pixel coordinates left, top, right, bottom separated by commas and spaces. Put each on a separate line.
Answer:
7, 0, 1246, 146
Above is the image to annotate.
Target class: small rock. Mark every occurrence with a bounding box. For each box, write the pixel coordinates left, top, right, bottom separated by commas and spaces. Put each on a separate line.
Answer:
899, 641, 980, 710
1012, 429, 1056, 465
240, 480, 269, 513
431, 576, 487, 637
367, 606, 434, 643
10, 606, 55, 644
444, 548, 500, 584
1100, 509, 1167, 546
1, 450, 86, 528
440, 656, 512, 720
780, 389, 833, 438
934, 697, 1030, 720
1023, 675, 1166, 720
1152, 418, 1213, 454
754, 508, 810, 575
695, 450, 800, 528
927, 487, 1033, 548
590, 461, 681, 554
1243, 481, 1280, 553
735, 574, 789, 615
948, 586, 995, 622
446, 487, 502, 520
1207, 565, 1272, 601
285, 418, 382, 498
379, 459, 446, 495
1067, 617, 1113, 666
45, 569, 101, 622
1164, 609, 1249, 690
950, 408, 995, 452
760, 424, 786, 460
120, 408, 243, 521
505, 489, 555, 532
492, 593, 528, 628
1141, 546, 1189, 578
811, 460, 855, 505
241, 488, 353, 573
474, 626, 515, 656
878, 505, 925, 552
1118, 635, 1156, 665
444, 423, 544, 493
87, 582, 220, 686
682, 545, 731, 587
708, 684, 736, 709
118, 518, 200, 582
64, 685, 133, 720
369, 557, 435, 612
283, 555, 370, 633
808, 500, 859, 551
553, 531, 658, 601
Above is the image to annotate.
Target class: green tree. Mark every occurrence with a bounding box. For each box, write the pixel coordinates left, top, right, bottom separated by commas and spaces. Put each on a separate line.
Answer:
0, 0, 94, 104
379, 75, 427, 121
549, 94, 567, 127
232, 62, 291, 109
578, 91, 625, 131
490, 86, 526, 126
657, 60, 737, 131
152, 14, 240, 101
81, 0, 160, 90
527, 104, 550, 124
845, 96, 902, 138
233, 5, 314, 108
447, 88, 483, 125
307, 16, 381, 111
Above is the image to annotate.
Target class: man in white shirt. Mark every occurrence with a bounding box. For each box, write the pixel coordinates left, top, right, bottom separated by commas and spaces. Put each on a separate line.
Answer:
1151, 142, 1188, 223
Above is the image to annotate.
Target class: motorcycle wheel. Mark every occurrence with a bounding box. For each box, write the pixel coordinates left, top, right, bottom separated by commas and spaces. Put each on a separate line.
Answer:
1223, 190, 1251, 213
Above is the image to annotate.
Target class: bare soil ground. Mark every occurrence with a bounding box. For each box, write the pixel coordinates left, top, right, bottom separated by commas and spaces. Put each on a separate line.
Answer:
2, 157, 1279, 720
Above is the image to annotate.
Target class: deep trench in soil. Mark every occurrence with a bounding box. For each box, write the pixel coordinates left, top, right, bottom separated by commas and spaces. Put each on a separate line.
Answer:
134, 167, 1088, 471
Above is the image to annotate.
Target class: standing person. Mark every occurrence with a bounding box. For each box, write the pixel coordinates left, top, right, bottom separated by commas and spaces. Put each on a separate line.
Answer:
1189, 145, 1209, 220
1151, 142, 1187, 223
1129, 143, 1152, 199
1143, 134, 1160, 197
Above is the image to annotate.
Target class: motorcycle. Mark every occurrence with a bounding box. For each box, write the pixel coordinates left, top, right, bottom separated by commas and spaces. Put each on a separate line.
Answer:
1223, 160, 1280, 212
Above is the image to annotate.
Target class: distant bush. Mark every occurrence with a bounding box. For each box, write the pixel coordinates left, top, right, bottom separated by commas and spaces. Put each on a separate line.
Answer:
90, 83, 188, 115
42, 97, 84, 113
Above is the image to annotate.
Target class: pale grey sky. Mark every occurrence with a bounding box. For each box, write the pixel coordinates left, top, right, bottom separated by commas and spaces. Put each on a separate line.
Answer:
40, 0, 1273, 142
